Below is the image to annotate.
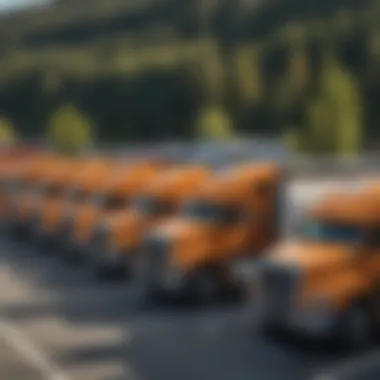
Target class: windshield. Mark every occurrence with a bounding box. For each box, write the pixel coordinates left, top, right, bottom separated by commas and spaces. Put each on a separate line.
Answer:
43, 183, 66, 198
299, 220, 364, 244
132, 195, 171, 216
181, 199, 240, 224
93, 193, 128, 210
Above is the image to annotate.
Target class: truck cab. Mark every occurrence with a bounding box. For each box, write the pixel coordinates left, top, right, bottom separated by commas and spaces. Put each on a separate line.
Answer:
88, 165, 211, 279
31, 157, 99, 246
65, 161, 166, 262
0, 154, 41, 216
17, 158, 85, 236
251, 184, 380, 349
138, 162, 283, 303
35, 157, 115, 246
7, 154, 60, 236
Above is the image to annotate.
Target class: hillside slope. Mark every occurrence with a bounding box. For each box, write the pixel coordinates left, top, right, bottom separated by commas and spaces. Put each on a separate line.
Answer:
0, 0, 378, 151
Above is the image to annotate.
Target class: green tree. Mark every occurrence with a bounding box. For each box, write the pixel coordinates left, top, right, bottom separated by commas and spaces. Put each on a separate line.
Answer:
196, 105, 235, 141
47, 104, 93, 154
0, 117, 17, 144
233, 46, 263, 106
282, 126, 304, 152
275, 42, 309, 112
190, 43, 226, 104
304, 55, 362, 155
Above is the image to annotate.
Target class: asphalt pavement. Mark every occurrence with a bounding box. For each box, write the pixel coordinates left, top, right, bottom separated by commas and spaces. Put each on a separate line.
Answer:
0, 337, 44, 380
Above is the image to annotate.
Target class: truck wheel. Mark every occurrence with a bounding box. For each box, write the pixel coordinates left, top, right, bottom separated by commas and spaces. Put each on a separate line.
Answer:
133, 275, 163, 305
368, 284, 380, 340
94, 255, 127, 282
256, 320, 280, 340
190, 267, 222, 305
338, 302, 372, 352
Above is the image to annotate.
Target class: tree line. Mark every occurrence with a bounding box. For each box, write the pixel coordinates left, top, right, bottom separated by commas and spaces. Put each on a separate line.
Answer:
0, 0, 379, 153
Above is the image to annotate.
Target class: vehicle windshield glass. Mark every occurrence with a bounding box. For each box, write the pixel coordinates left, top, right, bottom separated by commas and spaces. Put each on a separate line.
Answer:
181, 199, 240, 224
43, 183, 66, 197
93, 193, 128, 210
132, 195, 170, 216
299, 220, 363, 244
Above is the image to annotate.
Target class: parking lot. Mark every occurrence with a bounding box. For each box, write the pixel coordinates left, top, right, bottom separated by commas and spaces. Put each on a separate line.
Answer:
0, 178, 379, 380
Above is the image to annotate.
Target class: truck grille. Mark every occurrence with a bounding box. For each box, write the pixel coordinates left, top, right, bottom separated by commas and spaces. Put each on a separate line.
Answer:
259, 261, 300, 320
142, 236, 169, 282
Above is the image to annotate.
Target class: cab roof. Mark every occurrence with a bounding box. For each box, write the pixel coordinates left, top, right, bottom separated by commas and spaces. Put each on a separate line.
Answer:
144, 165, 210, 199
193, 162, 282, 203
98, 161, 165, 194
311, 184, 380, 225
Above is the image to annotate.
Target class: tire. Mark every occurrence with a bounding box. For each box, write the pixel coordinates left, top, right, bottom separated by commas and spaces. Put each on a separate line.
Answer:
94, 254, 128, 282
337, 301, 373, 352
256, 319, 281, 340
8, 216, 26, 240
63, 245, 84, 265
133, 276, 162, 305
188, 267, 223, 305
368, 284, 380, 340
31, 229, 47, 249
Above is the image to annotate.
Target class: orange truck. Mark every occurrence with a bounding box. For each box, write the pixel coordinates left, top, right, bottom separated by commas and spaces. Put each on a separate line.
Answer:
30, 157, 106, 246
135, 162, 283, 302
0, 154, 41, 216
63, 161, 167, 262
88, 164, 211, 279
38, 158, 120, 253
21, 158, 87, 234
6, 154, 61, 236
248, 182, 380, 349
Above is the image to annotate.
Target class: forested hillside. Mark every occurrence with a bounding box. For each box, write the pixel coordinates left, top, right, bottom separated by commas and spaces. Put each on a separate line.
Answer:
0, 0, 379, 152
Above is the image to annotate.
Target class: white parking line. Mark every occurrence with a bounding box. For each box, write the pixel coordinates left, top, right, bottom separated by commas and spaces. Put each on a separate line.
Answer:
311, 350, 380, 380
0, 318, 70, 380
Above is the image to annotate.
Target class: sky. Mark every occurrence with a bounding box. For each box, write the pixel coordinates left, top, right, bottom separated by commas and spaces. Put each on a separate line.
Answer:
0, 0, 51, 13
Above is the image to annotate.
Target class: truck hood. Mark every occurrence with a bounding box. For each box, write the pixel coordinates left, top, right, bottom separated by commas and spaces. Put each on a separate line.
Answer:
266, 240, 352, 271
